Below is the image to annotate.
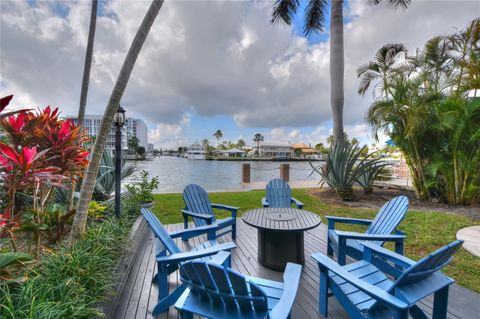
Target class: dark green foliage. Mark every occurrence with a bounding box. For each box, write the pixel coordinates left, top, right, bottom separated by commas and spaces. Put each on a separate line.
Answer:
0, 200, 140, 319
94, 150, 136, 201
310, 142, 385, 201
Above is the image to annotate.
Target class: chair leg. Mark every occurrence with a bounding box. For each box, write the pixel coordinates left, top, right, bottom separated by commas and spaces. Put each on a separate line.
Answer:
394, 309, 409, 319
327, 235, 333, 256
179, 310, 193, 319
232, 223, 236, 240
433, 286, 449, 319
153, 284, 188, 315
319, 264, 329, 317
409, 305, 428, 319
182, 215, 189, 241
338, 237, 346, 266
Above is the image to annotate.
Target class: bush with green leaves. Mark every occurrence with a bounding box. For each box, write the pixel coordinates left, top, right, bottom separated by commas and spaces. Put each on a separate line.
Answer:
125, 170, 159, 204
311, 142, 385, 201
0, 198, 139, 319
94, 150, 136, 201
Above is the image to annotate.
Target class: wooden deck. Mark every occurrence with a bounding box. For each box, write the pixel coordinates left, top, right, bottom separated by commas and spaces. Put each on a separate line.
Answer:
111, 219, 480, 319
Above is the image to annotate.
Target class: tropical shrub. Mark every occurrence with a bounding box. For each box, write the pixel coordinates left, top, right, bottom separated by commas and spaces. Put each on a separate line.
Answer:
357, 162, 389, 194
93, 150, 136, 201
0, 95, 89, 255
310, 142, 385, 201
125, 170, 159, 204
360, 19, 480, 204
0, 200, 139, 319
87, 201, 108, 220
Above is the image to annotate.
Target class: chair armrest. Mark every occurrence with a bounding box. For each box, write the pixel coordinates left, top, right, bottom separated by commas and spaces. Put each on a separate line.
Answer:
169, 224, 218, 240
326, 216, 372, 229
156, 242, 236, 264
290, 197, 304, 209
181, 209, 215, 221
311, 253, 409, 310
362, 242, 415, 268
262, 197, 269, 207
211, 203, 239, 212
335, 230, 406, 242
270, 263, 302, 319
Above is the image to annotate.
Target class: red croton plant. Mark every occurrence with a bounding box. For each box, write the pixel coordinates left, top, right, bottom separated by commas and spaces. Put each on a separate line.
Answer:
0, 95, 89, 250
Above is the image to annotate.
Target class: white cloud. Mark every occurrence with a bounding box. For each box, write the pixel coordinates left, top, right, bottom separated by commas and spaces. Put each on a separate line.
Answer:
1, 0, 478, 144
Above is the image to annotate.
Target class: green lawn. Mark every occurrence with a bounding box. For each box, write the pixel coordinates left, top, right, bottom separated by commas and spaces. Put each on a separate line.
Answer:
152, 189, 480, 292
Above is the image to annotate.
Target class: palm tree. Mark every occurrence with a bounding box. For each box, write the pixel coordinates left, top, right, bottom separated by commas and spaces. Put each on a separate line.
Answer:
253, 133, 264, 156
271, 0, 411, 144
201, 138, 210, 148
357, 43, 407, 99
213, 129, 223, 148
77, 0, 98, 126
237, 139, 245, 149
71, 0, 165, 239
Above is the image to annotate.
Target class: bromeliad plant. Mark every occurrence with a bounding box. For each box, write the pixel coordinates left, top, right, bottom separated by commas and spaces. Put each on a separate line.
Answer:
311, 142, 386, 201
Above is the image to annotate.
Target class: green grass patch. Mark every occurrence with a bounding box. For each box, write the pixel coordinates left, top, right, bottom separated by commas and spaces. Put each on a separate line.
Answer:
152, 189, 480, 292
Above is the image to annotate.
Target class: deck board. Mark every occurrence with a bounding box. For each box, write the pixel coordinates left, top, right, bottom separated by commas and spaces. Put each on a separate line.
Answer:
111, 218, 480, 319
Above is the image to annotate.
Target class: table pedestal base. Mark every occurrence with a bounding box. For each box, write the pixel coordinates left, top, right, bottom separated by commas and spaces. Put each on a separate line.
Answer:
257, 229, 304, 271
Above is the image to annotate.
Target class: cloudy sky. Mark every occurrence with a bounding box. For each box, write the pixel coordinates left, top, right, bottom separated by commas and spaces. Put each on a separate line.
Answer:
1, 0, 479, 148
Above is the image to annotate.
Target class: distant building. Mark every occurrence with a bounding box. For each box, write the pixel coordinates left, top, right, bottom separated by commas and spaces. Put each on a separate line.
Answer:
218, 148, 245, 158
126, 118, 148, 148
186, 144, 207, 160
65, 114, 127, 151
258, 142, 293, 158
292, 143, 318, 157
147, 143, 154, 153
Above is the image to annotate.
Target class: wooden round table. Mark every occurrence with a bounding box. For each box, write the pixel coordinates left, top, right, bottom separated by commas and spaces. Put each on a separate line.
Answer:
242, 208, 321, 271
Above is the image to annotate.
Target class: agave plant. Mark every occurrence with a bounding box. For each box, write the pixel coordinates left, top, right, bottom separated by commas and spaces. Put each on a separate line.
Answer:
357, 162, 389, 194
311, 142, 385, 201
93, 151, 136, 201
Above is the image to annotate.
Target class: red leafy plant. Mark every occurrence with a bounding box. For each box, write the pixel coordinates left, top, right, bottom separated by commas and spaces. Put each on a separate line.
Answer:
0, 95, 90, 254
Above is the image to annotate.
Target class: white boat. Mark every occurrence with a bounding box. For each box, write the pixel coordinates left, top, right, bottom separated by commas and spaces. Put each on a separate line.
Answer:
186, 144, 207, 160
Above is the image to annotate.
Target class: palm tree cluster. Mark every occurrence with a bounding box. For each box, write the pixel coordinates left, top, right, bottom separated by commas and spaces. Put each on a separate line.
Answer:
360, 19, 480, 204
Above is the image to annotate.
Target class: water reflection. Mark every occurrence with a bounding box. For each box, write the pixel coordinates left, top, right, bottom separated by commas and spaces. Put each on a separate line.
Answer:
125, 156, 320, 193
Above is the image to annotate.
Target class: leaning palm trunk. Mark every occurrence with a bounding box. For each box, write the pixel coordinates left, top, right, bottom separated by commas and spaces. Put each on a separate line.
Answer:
330, 0, 344, 144
66, 0, 98, 214
71, 0, 165, 239
78, 0, 98, 126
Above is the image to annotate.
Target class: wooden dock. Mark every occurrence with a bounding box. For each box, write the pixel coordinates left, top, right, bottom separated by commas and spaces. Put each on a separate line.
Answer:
111, 219, 480, 319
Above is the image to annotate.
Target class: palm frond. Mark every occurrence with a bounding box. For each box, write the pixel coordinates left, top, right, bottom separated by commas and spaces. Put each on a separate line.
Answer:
304, 0, 328, 36
271, 0, 299, 26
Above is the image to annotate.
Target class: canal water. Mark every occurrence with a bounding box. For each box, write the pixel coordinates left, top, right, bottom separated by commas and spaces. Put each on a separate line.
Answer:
126, 156, 321, 193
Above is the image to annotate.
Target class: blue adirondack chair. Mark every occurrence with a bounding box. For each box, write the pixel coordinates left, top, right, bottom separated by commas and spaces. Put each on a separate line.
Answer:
175, 261, 302, 319
312, 240, 464, 319
327, 195, 409, 265
262, 178, 304, 209
182, 184, 238, 240
141, 208, 237, 314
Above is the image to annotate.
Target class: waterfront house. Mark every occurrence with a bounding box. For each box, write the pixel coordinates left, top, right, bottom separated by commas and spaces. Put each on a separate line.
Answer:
258, 142, 293, 158
217, 148, 245, 158
292, 143, 318, 158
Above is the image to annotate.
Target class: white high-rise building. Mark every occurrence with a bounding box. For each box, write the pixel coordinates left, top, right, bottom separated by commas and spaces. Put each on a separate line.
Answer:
126, 118, 148, 148
64, 114, 128, 151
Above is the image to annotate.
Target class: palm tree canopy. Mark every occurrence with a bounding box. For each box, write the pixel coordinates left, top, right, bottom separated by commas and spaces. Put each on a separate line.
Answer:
271, 0, 328, 36
213, 129, 223, 139
357, 43, 407, 97
253, 133, 264, 143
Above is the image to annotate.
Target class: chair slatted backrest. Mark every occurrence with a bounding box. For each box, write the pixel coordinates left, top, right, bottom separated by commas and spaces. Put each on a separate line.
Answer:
183, 184, 215, 227
141, 208, 181, 255
180, 261, 268, 315
266, 179, 292, 208
393, 240, 463, 286
366, 195, 409, 246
